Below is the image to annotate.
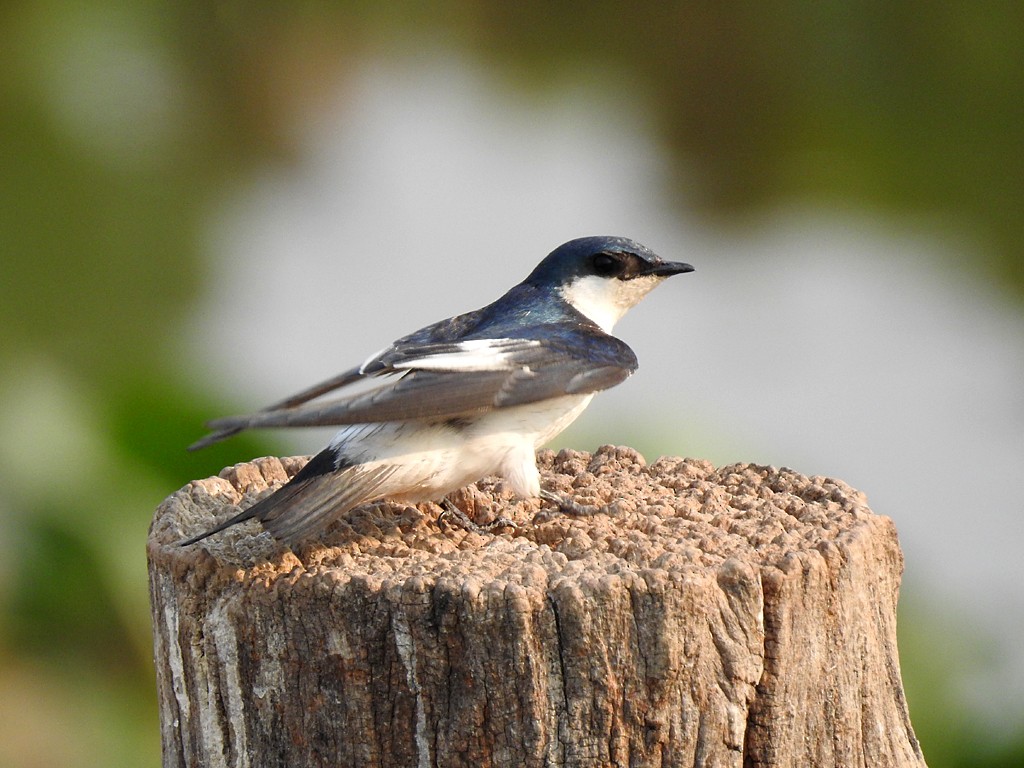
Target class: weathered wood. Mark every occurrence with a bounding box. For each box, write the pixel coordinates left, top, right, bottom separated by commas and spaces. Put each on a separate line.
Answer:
148, 446, 926, 767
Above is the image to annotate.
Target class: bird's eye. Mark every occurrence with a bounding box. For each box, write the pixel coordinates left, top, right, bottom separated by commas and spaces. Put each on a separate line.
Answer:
591, 253, 624, 277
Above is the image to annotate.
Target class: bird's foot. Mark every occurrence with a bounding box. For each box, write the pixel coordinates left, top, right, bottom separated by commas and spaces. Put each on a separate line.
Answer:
438, 497, 518, 534
538, 489, 613, 518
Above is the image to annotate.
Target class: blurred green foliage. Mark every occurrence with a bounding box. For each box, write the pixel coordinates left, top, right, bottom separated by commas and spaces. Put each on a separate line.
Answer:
1, 2, 1022, 765
899, 600, 1024, 768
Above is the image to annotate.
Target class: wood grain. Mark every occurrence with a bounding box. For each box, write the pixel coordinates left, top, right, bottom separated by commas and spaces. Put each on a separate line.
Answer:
149, 446, 926, 767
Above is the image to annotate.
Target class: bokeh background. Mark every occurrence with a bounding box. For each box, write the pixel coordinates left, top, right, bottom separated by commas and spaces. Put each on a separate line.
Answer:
2, 3, 1023, 766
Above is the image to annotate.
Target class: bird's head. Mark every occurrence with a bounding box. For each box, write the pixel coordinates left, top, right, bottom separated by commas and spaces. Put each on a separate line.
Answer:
525, 236, 693, 332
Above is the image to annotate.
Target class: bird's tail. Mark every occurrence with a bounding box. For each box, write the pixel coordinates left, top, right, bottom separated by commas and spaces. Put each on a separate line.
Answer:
178, 503, 260, 546
179, 461, 400, 547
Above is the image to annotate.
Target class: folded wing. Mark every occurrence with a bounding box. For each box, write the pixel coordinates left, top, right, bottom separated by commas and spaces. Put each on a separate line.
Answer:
189, 328, 637, 450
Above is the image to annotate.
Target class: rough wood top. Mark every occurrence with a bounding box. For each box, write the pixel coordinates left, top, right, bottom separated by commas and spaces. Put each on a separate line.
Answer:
150, 445, 895, 583
150, 446, 924, 766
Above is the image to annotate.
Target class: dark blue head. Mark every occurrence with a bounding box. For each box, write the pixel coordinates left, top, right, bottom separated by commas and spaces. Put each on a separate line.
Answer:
523, 236, 693, 332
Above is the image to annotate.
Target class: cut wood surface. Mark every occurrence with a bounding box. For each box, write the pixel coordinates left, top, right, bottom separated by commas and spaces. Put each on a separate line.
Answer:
148, 446, 926, 767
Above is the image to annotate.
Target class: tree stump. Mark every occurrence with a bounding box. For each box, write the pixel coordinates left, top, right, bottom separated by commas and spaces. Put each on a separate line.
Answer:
148, 446, 926, 768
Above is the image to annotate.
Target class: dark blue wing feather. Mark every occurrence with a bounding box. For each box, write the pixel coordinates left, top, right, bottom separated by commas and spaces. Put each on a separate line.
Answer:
190, 283, 634, 448
197, 325, 636, 437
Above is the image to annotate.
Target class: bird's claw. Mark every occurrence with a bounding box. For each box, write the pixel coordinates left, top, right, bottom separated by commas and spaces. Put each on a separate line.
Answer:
438, 498, 518, 534
538, 489, 613, 518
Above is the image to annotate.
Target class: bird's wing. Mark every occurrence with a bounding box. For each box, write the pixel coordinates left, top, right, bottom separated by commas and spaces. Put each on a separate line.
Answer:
188, 366, 365, 450
191, 332, 637, 445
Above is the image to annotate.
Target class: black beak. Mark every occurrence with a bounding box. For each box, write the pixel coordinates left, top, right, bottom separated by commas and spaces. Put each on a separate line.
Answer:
642, 259, 694, 277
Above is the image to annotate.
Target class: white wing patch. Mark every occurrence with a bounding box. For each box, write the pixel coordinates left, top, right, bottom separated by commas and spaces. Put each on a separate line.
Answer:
392, 338, 541, 372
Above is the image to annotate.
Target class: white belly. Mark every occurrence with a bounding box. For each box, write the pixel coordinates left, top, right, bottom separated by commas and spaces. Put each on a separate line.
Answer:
328, 393, 594, 503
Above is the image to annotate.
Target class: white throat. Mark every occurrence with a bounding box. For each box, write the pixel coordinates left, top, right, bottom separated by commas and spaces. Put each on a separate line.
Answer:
559, 274, 663, 333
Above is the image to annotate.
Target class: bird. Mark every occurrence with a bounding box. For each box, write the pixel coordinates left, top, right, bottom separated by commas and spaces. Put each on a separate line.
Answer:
182, 235, 693, 546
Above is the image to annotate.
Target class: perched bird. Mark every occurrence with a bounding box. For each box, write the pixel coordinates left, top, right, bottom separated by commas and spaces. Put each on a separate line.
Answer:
182, 236, 692, 546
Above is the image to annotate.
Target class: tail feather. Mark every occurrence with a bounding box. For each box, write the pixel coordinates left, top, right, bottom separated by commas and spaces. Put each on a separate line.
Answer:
179, 462, 400, 547
263, 464, 399, 544
178, 502, 261, 546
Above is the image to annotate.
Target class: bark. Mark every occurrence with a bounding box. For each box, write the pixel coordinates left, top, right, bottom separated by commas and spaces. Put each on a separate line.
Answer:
148, 446, 926, 767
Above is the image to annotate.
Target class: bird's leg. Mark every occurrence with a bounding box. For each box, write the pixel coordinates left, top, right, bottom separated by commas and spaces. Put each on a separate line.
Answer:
539, 489, 608, 517
438, 497, 518, 533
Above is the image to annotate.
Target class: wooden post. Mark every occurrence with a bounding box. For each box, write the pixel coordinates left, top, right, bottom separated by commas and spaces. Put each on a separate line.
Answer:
148, 446, 926, 767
